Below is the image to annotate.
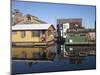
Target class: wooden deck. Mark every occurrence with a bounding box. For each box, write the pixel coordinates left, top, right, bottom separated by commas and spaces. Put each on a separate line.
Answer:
65, 42, 96, 46
12, 41, 55, 47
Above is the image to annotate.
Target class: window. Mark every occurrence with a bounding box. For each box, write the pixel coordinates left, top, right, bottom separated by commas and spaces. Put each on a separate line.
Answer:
69, 39, 73, 43
26, 14, 32, 20
12, 31, 17, 35
75, 24, 78, 27
59, 24, 63, 30
42, 30, 45, 34
70, 34, 75, 36
21, 31, 25, 38
32, 31, 40, 37
48, 30, 52, 36
63, 25, 66, 29
21, 51, 27, 58
80, 33, 85, 36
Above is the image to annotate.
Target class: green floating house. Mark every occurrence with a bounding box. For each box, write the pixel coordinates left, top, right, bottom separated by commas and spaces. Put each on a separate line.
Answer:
57, 18, 96, 45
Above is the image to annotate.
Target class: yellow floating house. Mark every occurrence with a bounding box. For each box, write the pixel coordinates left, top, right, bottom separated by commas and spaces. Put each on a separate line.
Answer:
12, 24, 56, 46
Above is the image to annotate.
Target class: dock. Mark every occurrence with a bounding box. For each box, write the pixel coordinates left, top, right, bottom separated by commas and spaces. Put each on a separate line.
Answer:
12, 41, 55, 47
65, 42, 96, 46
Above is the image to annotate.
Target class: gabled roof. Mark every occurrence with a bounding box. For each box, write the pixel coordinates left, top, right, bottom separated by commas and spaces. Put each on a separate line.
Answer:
12, 24, 55, 30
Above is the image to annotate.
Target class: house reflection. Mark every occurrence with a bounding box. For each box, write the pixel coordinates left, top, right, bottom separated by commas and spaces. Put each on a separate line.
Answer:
12, 45, 56, 61
68, 56, 85, 64
64, 46, 96, 57
21, 51, 27, 59
12, 43, 96, 65
28, 62, 33, 67
64, 46, 96, 64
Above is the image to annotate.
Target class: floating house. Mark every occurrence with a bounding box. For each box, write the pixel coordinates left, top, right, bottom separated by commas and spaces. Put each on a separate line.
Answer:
57, 18, 96, 45
57, 18, 82, 38
12, 24, 56, 46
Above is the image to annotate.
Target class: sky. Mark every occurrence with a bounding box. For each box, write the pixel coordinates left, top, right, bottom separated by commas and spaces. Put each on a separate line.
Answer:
12, 0, 96, 29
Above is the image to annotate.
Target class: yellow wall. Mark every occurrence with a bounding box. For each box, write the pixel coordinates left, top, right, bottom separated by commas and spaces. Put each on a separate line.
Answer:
12, 31, 40, 42
12, 47, 41, 58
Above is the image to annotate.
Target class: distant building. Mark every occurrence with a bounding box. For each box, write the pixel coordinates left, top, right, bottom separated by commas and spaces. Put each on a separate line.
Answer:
57, 18, 82, 28
86, 29, 96, 42
12, 24, 55, 45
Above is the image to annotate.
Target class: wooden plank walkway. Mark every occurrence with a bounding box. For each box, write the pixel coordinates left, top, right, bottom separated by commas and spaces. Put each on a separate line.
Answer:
12, 41, 55, 47
65, 42, 96, 46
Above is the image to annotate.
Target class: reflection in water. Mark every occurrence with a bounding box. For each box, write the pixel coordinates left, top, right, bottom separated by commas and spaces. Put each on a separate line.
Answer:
12, 45, 56, 61
63, 46, 96, 64
68, 56, 85, 64
12, 44, 96, 74
28, 62, 33, 67
21, 51, 27, 59
65, 46, 96, 57
12, 44, 96, 63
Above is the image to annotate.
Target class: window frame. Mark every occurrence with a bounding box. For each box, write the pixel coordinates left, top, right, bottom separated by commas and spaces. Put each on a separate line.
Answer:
32, 30, 40, 37
21, 31, 26, 38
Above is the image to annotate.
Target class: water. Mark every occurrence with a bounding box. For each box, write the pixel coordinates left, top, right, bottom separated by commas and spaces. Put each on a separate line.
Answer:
12, 44, 96, 74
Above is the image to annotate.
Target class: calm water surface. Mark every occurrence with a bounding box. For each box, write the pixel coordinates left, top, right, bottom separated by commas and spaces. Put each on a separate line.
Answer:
12, 44, 96, 74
